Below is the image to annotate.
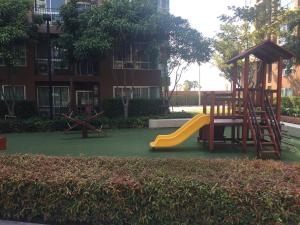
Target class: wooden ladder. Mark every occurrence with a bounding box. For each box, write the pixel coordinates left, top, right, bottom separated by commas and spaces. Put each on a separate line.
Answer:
247, 94, 281, 159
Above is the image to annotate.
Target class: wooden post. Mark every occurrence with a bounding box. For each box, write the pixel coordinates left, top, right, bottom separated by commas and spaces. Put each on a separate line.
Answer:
276, 57, 283, 122
242, 56, 249, 151
232, 62, 238, 114
203, 93, 207, 114
231, 62, 238, 142
261, 62, 267, 109
209, 92, 215, 151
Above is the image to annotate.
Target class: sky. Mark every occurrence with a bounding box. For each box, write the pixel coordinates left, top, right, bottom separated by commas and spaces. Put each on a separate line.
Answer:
170, 0, 245, 91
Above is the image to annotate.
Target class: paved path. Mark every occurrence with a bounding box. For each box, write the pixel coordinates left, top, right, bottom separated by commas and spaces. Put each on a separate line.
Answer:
0, 221, 45, 225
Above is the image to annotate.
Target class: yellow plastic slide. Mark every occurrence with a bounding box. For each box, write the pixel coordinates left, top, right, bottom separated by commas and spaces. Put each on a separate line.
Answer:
150, 114, 210, 149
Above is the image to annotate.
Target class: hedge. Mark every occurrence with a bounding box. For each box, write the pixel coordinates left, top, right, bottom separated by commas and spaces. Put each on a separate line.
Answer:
102, 98, 165, 118
0, 117, 149, 133
0, 112, 195, 133
282, 96, 300, 117
0, 101, 37, 119
0, 155, 299, 225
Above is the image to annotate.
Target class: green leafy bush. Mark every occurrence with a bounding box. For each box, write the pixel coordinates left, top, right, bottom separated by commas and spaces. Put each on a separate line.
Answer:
0, 156, 299, 225
14, 101, 38, 119
0, 112, 195, 133
103, 98, 164, 118
0, 101, 38, 119
0, 117, 150, 133
282, 96, 300, 117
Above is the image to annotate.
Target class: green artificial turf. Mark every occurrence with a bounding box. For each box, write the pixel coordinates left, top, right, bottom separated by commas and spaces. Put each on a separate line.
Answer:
1, 128, 300, 162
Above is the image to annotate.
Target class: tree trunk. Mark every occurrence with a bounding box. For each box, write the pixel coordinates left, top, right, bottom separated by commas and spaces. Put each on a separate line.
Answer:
122, 96, 129, 119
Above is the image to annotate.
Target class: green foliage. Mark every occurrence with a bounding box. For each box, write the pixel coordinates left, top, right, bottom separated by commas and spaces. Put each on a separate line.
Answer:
0, 155, 299, 225
170, 95, 199, 106
0, 112, 196, 133
182, 80, 199, 91
0, 117, 147, 133
14, 101, 37, 119
0, 0, 40, 116
0, 101, 37, 119
103, 98, 164, 118
280, 9, 300, 61
214, 0, 287, 79
282, 96, 300, 117
0, 0, 37, 67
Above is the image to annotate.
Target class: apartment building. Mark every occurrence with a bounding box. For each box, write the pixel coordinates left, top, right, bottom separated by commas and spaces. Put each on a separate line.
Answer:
0, 0, 169, 115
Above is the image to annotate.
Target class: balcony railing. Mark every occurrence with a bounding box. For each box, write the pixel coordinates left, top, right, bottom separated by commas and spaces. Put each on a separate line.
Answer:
113, 60, 154, 70
34, 7, 61, 22
35, 58, 68, 75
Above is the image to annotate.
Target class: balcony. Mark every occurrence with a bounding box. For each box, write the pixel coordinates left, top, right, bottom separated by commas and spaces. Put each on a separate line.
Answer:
34, 7, 61, 23
35, 58, 68, 75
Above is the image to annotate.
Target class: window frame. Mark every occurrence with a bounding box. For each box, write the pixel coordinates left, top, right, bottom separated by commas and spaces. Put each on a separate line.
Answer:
0, 46, 27, 67
37, 86, 70, 108
1, 85, 26, 100
113, 42, 151, 70
75, 90, 94, 106
113, 86, 160, 99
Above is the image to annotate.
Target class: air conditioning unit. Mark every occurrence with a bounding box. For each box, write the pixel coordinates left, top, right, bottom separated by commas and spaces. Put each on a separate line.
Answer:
37, 61, 49, 75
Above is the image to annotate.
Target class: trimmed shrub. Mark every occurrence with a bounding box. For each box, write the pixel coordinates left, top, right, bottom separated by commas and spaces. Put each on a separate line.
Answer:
0, 101, 8, 118
282, 96, 300, 117
103, 98, 164, 118
0, 116, 150, 133
0, 101, 37, 119
0, 156, 299, 225
14, 101, 38, 119
0, 112, 194, 133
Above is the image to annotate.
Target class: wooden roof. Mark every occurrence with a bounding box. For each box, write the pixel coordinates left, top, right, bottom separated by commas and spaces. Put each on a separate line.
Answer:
227, 40, 295, 64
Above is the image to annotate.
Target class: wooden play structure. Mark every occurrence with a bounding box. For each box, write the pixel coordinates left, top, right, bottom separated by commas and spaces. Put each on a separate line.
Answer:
199, 40, 295, 158
62, 111, 105, 138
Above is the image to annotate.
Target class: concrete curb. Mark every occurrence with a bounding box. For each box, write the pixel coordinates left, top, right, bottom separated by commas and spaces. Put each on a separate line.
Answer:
282, 122, 300, 138
0, 221, 45, 225
149, 118, 190, 128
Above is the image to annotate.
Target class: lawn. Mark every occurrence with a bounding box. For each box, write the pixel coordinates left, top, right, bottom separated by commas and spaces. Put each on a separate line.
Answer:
1, 128, 300, 162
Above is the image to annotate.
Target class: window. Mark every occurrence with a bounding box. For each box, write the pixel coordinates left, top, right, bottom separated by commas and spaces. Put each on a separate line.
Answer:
36, 42, 68, 74
282, 88, 293, 97
113, 86, 160, 99
2, 85, 26, 100
150, 87, 160, 99
76, 91, 93, 106
113, 43, 151, 70
0, 46, 26, 67
77, 60, 99, 75
267, 64, 272, 83
35, 0, 65, 22
37, 86, 69, 108
280, 0, 294, 9
157, 0, 169, 12
283, 59, 294, 76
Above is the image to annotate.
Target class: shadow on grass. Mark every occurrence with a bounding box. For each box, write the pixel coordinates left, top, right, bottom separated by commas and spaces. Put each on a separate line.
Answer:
61, 134, 108, 140
150, 144, 251, 155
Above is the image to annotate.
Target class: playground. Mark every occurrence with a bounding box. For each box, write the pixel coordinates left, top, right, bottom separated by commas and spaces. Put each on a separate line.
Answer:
0, 41, 299, 161
2, 128, 300, 162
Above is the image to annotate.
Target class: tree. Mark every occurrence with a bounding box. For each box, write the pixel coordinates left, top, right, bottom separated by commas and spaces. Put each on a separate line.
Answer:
58, 0, 212, 118
0, 0, 39, 116
280, 9, 300, 62
214, 0, 287, 80
182, 80, 199, 91
162, 15, 212, 103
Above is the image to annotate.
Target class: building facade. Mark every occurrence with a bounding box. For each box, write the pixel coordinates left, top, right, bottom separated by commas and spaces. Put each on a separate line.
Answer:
0, 0, 169, 115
